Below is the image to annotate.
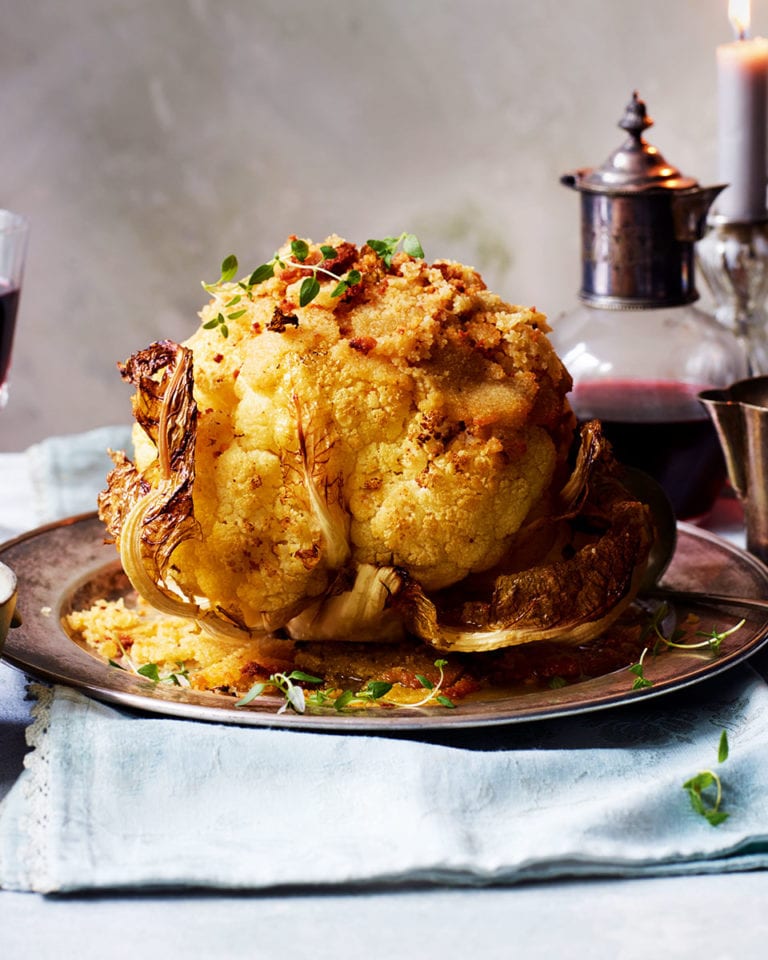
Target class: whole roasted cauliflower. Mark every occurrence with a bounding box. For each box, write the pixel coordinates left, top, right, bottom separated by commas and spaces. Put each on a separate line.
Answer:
99, 234, 653, 651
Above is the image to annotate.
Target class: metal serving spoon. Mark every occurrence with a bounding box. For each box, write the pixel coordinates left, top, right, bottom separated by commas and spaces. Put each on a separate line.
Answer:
622, 467, 768, 614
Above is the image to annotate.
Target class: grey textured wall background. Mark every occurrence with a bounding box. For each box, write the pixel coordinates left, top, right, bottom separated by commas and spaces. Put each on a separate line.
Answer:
1, 0, 763, 449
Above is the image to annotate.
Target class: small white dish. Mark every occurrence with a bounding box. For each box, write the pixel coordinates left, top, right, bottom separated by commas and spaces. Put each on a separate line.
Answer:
0, 560, 18, 656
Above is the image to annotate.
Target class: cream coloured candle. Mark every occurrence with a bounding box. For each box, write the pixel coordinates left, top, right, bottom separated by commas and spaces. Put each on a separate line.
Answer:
717, 0, 768, 221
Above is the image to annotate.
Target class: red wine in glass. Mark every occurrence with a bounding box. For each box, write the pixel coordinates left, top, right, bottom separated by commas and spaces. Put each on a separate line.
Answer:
0, 281, 20, 397
572, 379, 726, 520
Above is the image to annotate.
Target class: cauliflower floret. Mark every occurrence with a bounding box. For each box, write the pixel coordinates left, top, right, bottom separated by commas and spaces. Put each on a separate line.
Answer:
117, 236, 575, 631
348, 427, 555, 588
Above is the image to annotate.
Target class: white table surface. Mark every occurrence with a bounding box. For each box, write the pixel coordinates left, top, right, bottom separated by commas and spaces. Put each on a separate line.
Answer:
1, 451, 767, 959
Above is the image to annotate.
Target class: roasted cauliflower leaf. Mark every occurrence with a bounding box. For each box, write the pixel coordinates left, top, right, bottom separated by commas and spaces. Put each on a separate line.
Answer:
397, 423, 655, 651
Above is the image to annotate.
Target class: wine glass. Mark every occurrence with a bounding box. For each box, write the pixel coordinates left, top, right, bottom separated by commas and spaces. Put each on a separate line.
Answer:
0, 210, 29, 410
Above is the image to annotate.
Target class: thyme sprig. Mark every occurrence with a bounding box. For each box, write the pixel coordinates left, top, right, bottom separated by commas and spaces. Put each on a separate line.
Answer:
235, 669, 323, 715
234, 658, 455, 714
305, 680, 394, 712
248, 240, 364, 307
203, 244, 361, 315
628, 604, 745, 691
201, 311, 230, 338
108, 639, 191, 687
411, 658, 456, 708
628, 646, 654, 690
683, 729, 730, 826
650, 602, 745, 656
201, 233, 424, 334
136, 661, 191, 686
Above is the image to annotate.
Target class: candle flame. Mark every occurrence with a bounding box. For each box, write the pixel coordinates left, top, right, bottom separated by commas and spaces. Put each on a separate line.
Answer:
729, 0, 751, 39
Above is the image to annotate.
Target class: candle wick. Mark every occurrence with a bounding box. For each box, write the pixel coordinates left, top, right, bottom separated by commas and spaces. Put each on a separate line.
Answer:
739, 27, 748, 41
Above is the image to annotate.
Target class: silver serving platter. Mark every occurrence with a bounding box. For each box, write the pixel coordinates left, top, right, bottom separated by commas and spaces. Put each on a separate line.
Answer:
1, 513, 767, 731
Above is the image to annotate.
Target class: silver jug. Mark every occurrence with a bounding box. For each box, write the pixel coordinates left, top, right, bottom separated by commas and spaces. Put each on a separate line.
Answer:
699, 377, 768, 563
561, 92, 725, 309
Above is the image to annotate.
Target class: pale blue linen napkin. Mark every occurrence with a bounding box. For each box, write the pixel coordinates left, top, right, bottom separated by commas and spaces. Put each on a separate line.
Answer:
0, 672, 767, 893
25, 424, 133, 521
0, 427, 767, 893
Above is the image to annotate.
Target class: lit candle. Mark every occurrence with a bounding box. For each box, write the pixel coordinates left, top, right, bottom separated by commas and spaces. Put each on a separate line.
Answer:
717, 0, 768, 221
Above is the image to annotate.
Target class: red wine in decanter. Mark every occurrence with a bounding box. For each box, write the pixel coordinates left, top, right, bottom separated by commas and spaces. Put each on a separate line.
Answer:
572, 379, 726, 520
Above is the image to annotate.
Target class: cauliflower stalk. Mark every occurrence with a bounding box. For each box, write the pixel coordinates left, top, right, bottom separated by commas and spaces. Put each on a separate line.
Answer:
100, 235, 652, 651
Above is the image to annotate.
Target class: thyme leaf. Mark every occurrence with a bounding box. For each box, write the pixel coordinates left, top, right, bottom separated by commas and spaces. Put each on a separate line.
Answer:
364, 680, 394, 700
718, 728, 730, 763
220, 254, 239, 283
401, 233, 425, 258
330, 269, 362, 299
299, 275, 321, 307
236, 682, 266, 706
332, 690, 356, 711
137, 662, 161, 682
235, 670, 323, 713
367, 232, 425, 267
248, 262, 275, 285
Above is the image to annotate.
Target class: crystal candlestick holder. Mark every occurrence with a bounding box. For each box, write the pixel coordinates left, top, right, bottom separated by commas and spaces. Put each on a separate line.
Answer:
697, 216, 768, 375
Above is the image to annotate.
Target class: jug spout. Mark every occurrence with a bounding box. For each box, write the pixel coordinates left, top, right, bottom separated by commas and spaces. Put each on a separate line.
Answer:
700, 376, 768, 565
698, 388, 749, 497
672, 185, 726, 242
